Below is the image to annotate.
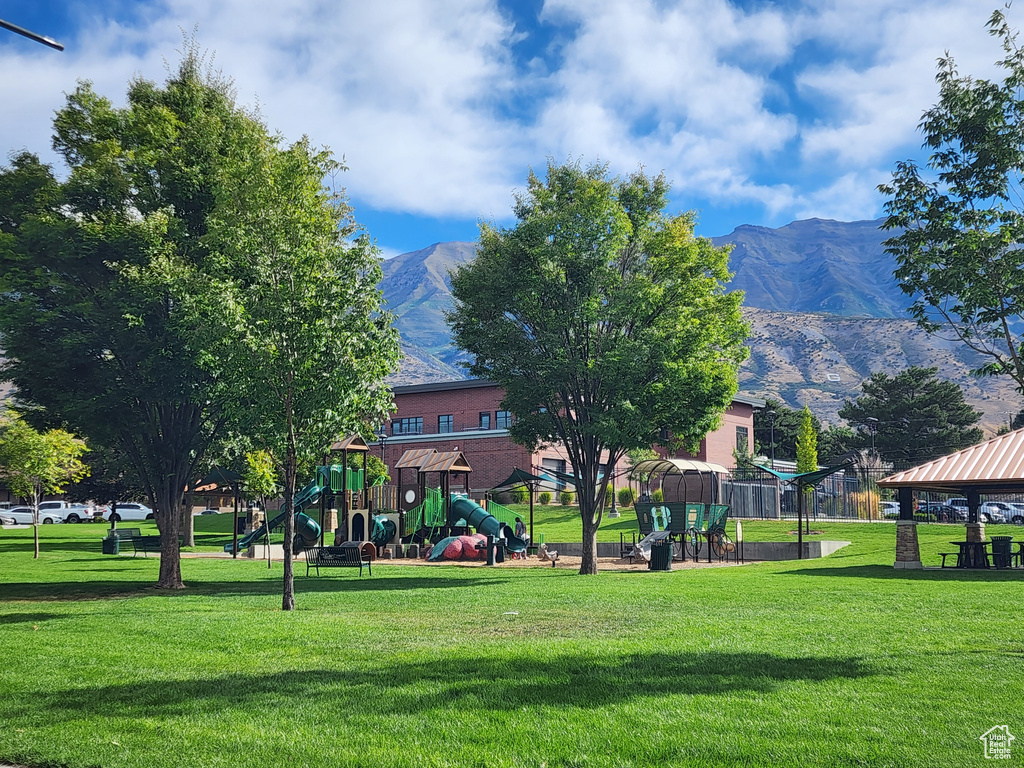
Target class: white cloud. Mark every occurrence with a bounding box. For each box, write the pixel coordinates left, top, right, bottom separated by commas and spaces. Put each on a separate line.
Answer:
0, 0, 1019, 231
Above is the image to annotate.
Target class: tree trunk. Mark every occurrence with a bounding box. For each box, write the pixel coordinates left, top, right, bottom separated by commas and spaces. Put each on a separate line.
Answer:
580, 513, 599, 574
282, 399, 296, 611
155, 474, 185, 589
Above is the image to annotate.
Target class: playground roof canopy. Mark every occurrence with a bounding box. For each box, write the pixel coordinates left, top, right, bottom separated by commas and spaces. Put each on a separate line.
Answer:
629, 458, 729, 477
329, 434, 369, 453
877, 427, 1024, 493
394, 448, 439, 469
420, 451, 472, 474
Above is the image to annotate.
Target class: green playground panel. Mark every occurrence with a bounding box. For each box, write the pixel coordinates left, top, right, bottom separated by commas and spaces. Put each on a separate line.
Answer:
317, 465, 366, 493
485, 500, 517, 528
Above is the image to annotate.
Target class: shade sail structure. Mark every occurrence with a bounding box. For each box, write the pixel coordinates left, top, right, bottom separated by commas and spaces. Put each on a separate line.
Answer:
758, 463, 853, 488
195, 466, 242, 491
628, 458, 730, 477
491, 468, 547, 490
877, 428, 1024, 493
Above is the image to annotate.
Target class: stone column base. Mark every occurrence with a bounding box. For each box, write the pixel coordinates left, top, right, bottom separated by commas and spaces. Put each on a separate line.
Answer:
966, 522, 985, 542
894, 519, 923, 569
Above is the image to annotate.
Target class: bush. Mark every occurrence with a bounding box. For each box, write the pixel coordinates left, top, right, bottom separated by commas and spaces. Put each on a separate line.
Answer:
539, 491, 552, 505
652, 489, 664, 503
617, 487, 635, 507
509, 486, 529, 504
559, 490, 574, 506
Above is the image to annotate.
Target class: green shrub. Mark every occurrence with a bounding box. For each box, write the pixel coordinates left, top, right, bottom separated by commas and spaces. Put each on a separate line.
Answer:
509, 486, 529, 504
539, 491, 552, 505
652, 488, 664, 503
559, 490, 574, 506
617, 487, 635, 507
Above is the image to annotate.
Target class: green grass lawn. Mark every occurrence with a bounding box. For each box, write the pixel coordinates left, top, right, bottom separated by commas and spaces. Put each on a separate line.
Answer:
1, 519, 1021, 767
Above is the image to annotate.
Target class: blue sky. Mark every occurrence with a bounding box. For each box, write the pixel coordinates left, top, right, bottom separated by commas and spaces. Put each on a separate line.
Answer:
0, 0, 1010, 258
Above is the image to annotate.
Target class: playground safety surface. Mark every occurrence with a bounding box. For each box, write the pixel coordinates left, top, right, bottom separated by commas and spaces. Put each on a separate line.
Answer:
382, 555, 741, 571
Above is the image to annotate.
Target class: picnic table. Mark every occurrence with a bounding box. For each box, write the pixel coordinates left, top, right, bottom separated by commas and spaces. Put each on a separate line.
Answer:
949, 540, 990, 569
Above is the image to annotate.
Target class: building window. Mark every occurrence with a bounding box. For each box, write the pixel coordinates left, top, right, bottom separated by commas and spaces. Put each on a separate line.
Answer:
479, 412, 491, 430
393, 417, 423, 435
438, 415, 453, 433
736, 426, 749, 454
496, 410, 512, 429
542, 458, 567, 490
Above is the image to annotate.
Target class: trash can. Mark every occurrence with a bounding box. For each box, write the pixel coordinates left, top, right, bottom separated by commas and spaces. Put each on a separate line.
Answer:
101, 537, 119, 555
649, 541, 672, 571
991, 536, 1013, 568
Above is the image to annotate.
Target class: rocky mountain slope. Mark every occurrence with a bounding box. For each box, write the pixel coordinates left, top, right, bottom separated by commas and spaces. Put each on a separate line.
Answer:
380, 222, 1022, 432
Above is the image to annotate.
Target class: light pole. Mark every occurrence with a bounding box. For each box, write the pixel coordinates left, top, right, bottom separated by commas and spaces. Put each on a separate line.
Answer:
0, 18, 64, 50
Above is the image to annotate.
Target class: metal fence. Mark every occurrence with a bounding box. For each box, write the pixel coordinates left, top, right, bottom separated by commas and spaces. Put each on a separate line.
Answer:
722, 465, 1024, 523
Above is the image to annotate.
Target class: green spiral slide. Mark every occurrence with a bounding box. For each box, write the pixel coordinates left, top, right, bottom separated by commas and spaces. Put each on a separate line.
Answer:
223, 480, 323, 554
449, 496, 527, 554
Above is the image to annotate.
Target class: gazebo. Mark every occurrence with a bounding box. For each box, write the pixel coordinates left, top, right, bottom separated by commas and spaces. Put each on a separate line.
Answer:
877, 428, 1024, 568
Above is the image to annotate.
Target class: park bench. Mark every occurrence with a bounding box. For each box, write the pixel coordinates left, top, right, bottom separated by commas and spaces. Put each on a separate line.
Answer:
305, 546, 371, 577
130, 534, 185, 557
111, 528, 141, 544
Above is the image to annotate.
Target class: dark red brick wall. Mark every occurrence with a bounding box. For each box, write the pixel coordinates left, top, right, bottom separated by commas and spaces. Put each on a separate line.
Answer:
386, 381, 757, 492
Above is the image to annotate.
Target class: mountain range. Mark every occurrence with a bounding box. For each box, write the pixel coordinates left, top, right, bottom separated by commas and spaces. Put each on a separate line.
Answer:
379, 219, 1021, 432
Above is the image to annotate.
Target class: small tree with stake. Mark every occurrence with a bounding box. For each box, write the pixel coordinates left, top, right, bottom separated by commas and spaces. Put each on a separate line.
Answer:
0, 411, 88, 557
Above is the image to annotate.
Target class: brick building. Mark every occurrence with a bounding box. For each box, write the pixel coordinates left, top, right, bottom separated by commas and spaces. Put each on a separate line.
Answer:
377, 379, 763, 493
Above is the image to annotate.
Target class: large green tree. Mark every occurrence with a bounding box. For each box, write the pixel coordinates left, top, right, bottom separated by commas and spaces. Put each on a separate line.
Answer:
200, 141, 399, 610
0, 54, 274, 588
879, 10, 1024, 394
448, 161, 749, 574
838, 366, 983, 469
0, 411, 89, 557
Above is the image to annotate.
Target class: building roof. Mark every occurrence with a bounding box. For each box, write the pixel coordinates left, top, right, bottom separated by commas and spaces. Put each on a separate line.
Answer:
877, 428, 1024, 493
392, 378, 765, 407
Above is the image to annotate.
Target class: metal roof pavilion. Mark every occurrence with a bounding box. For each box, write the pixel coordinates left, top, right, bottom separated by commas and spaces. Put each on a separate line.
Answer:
877, 428, 1024, 494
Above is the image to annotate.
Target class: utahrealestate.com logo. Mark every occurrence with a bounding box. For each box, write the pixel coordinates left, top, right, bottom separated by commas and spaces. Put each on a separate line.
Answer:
980, 726, 1015, 759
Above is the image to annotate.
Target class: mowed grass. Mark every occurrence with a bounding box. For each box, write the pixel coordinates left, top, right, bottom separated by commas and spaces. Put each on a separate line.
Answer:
1, 520, 1021, 768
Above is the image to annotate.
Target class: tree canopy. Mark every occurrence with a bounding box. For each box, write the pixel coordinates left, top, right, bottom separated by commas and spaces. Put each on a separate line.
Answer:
447, 160, 748, 574
837, 366, 983, 469
879, 10, 1024, 394
0, 51, 333, 588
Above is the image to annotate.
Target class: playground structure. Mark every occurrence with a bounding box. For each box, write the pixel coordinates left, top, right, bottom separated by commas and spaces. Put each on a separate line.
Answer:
625, 458, 737, 563
224, 434, 399, 556
393, 448, 528, 562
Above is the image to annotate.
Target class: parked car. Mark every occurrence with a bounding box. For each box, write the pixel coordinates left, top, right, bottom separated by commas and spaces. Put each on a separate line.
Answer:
63, 504, 107, 523
979, 502, 1011, 524
1006, 503, 1024, 525
0, 513, 15, 525
37, 500, 72, 523
6, 506, 36, 524
195, 509, 221, 515
6, 504, 64, 524
110, 502, 155, 522
878, 500, 900, 518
